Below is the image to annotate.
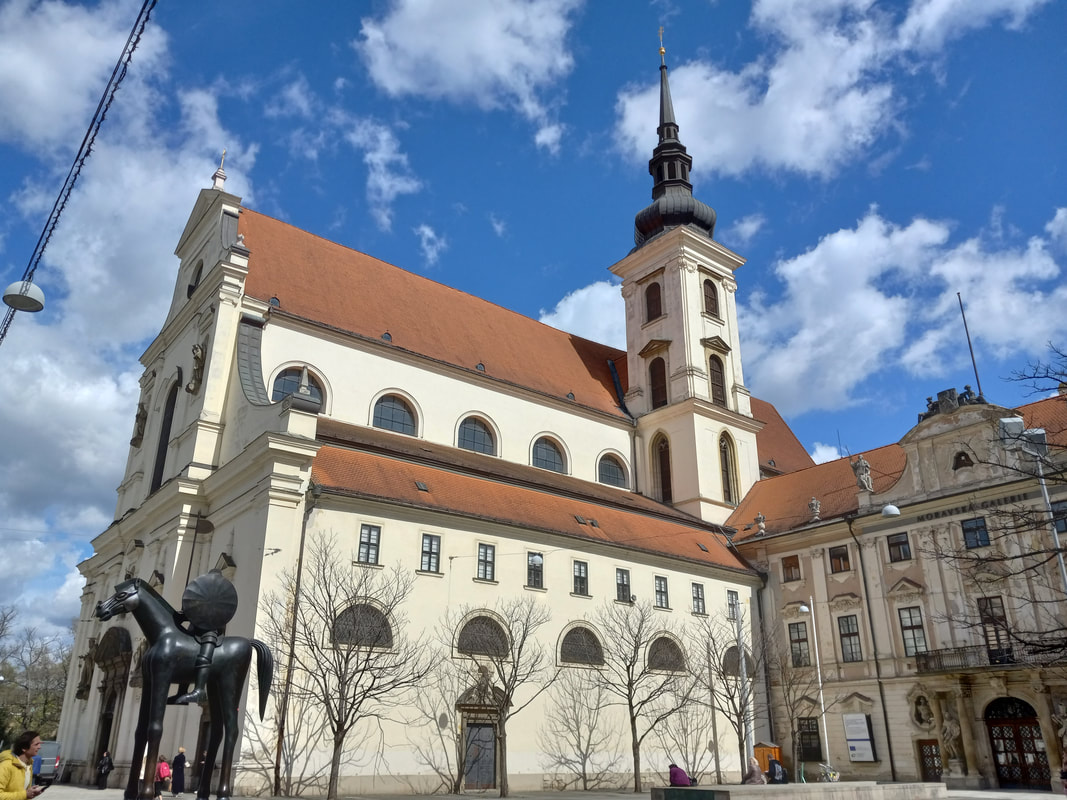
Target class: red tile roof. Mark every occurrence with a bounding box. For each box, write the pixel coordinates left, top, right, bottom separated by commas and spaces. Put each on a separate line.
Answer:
751, 397, 815, 474
312, 419, 753, 575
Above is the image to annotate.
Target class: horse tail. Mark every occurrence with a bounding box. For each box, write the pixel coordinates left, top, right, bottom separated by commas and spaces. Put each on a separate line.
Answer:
251, 639, 274, 720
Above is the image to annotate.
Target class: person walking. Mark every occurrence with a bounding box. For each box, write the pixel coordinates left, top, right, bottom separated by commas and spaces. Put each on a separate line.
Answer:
154, 755, 171, 800
0, 730, 46, 799
96, 751, 114, 790
171, 747, 186, 797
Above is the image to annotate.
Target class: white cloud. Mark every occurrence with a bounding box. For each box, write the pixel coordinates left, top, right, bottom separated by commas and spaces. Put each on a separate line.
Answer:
1046, 207, 1067, 249
264, 75, 316, 119
720, 213, 767, 249
414, 223, 448, 265
898, 0, 1053, 52
539, 280, 624, 348
489, 214, 507, 237
740, 207, 1067, 417
810, 442, 843, 464
346, 119, 422, 231
355, 0, 582, 149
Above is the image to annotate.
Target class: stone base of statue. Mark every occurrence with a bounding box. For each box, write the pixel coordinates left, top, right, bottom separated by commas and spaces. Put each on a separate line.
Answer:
941, 760, 988, 790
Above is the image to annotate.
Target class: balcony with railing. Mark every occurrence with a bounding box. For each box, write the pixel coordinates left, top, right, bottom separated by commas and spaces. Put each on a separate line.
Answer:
915, 640, 1067, 674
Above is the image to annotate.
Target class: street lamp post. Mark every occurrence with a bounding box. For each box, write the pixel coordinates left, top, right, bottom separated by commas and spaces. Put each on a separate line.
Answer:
731, 593, 754, 762
799, 598, 829, 765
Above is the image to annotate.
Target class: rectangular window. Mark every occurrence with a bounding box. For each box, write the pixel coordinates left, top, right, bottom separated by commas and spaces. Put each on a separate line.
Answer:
573, 561, 589, 595
838, 614, 862, 662
527, 552, 544, 589
727, 589, 739, 620
978, 596, 1013, 663
887, 532, 911, 562
1053, 501, 1067, 536
798, 717, 823, 762
357, 524, 380, 565
962, 517, 990, 548
789, 621, 811, 667
420, 533, 440, 572
477, 543, 495, 581
782, 555, 801, 582
692, 583, 706, 614
654, 576, 669, 608
899, 606, 928, 656
616, 569, 631, 602
829, 545, 851, 573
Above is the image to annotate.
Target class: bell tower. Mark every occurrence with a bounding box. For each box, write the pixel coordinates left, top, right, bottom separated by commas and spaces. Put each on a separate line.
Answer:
610, 42, 761, 525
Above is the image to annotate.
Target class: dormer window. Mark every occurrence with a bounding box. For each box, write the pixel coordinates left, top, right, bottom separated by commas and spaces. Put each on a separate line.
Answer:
645, 282, 663, 322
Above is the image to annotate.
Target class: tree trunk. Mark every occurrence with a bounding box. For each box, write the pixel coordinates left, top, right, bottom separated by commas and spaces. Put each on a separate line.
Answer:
498, 721, 509, 798
328, 735, 344, 799
630, 712, 642, 792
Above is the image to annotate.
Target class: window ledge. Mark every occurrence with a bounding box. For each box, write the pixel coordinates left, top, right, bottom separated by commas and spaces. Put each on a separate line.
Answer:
570, 592, 592, 600
614, 598, 634, 606
691, 611, 708, 618
353, 561, 384, 570
472, 577, 499, 585
415, 569, 443, 578
524, 585, 547, 592
654, 605, 672, 612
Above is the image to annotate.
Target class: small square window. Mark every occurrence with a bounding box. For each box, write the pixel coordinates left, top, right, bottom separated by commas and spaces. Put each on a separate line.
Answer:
692, 583, 705, 614
477, 543, 496, 581
357, 524, 380, 565
654, 576, 670, 608
527, 552, 544, 589
782, 555, 801, 582
887, 532, 911, 562
829, 545, 850, 573
962, 518, 990, 549
420, 534, 440, 572
573, 561, 589, 595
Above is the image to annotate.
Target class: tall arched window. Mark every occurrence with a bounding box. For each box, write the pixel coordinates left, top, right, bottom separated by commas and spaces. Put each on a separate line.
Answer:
560, 626, 605, 665
703, 279, 719, 317
532, 437, 566, 473
720, 433, 737, 505
332, 603, 393, 648
458, 417, 496, 455
597, 455, 627, 488
150, 384, 179, 493
272, 367, 325, 411
457, 616, 509, 657
709, 355, 726, 407
649, 357, 668, 409
645, 282, 662, 322
373, 394, 416, 435
654, 435, 673, 504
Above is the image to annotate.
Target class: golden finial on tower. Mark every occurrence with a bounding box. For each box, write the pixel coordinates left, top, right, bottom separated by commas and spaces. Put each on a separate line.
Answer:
220, 148, 227, 170
658, 26, 666, 64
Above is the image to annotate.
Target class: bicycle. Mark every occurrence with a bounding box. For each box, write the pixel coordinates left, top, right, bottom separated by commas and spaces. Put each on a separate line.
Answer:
817, 763, 840, 782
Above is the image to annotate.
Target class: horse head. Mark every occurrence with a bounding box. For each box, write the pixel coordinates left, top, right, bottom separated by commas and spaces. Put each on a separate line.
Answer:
95, 578, 143, 621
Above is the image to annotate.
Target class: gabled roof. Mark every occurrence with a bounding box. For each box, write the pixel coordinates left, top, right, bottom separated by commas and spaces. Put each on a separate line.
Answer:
751, 397, 815, 475
312, 418, 754, 575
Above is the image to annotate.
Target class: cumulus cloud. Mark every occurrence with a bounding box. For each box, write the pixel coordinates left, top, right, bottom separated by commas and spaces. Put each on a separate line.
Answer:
414, 223, 448, 265
346, 119, 422, 230
489, 213, 507, 237
539, 280, 624, 348
614, 0, 1048, 179
720, 213, 767, 249
1046, 207, 1067, 249
810, 442, 843, 464
355, 0, 583, 151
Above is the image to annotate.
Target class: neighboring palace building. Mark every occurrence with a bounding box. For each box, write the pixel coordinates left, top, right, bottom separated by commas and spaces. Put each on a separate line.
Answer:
732, 388, 1067, 790
57, 55, 814, 794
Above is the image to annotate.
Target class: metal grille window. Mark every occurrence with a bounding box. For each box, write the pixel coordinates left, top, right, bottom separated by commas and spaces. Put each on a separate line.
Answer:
887, 532, 912, 562
616, 569, 631, 602
477, 544, 495, 581
838, 614, 862, 662
783, 555, 801, 582
829, 545, 850, 573
527, 552, 544, 588
357, 524, 380, 565
458, 417, 495, 455
420, 534, 440, 572
560, 626, 604, 665
332, 604, 393, 648
899, 606, 928, 656
692, 583, 705, 614
789, 621, 810, 667
962, 517, 990, 548
798, 717, 823, 762
727, 589, 739, 620
573, 561, 589, 595
372, 394, 416, 435
654, 576, 669, 608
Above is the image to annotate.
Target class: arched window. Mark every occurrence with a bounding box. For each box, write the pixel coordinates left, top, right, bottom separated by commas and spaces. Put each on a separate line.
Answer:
709, 355, 726, 407
703, 279, 719, 317
649, 357, 668, 409
645, 282, 662, 322
458, 417, 496, 455
272, 367, 325, 411
723, 645, 756, 677
648, 636, 686, 672
532, 437, 566, 473
150, 384, 179, 493
560, 626, 605, 665
720, 434, 737, 505
952, 451, 974, 470
457, 616, 509, 657
332, 603, 393, 648
373, 394, 416, 435
654, 435, 673, 504
598, 455, 627, 488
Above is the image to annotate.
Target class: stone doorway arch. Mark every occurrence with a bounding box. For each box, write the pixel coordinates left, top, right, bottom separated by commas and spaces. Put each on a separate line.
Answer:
94, 627, 132, 763
985, 696, 1051, 789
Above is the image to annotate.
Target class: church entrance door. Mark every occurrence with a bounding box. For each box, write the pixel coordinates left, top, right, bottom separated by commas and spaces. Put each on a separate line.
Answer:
985, 697, 1050, 790
917, 739, 942, 782
464, 723, 496, 790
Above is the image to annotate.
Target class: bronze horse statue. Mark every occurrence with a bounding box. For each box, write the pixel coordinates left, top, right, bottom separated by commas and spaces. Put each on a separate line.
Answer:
96, 577, 273, 800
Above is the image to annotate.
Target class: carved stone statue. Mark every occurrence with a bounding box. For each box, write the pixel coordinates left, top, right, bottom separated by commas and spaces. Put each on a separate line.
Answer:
1053, 700, 1067, 750
755, 512, 766, 534
130, 402, 148, 447
809, 496, 821, 520
185, 343, 205, 395
913, 695, 934, 728
940, 709, 962, 760
851, 454, 873, 492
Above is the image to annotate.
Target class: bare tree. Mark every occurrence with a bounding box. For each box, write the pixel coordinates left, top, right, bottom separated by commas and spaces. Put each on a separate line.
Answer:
652, 691, 717, 784
538, 667, 623, 789
261, 533, 432, 799
592, 601, 695, 792
1, 625, 70, 740
405, 654, 472, 793
441, 596, 558, 798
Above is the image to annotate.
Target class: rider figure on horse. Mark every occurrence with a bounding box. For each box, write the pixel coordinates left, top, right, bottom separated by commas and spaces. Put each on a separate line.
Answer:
171, 569, 238, 705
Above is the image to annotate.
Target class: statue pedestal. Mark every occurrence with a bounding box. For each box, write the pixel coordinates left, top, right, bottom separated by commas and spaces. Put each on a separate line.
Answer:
942, 760, 987, 789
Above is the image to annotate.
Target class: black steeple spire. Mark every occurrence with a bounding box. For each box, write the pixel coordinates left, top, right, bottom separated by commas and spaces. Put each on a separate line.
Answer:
633, 40, 716, 250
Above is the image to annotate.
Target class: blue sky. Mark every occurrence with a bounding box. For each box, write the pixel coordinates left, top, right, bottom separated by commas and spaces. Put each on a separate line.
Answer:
0, 0, 1064, 634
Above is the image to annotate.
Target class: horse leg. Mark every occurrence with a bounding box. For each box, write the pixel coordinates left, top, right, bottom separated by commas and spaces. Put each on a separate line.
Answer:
141, 672, 171, 800
127, 669, 153, 800
198, 691, 224, 800
214, 656, 249, 800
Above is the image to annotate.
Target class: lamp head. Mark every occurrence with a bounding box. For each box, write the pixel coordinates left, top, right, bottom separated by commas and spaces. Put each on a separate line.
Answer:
799, 604, 810, 614
881, 504, 901, 518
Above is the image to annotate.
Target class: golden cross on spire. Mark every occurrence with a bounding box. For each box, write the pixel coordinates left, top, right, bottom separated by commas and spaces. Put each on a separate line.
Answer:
658, 26, 666, 64
220, 148, 227, 170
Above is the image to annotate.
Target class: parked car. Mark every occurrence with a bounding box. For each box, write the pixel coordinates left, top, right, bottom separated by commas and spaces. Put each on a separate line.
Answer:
32, 741, 61, 785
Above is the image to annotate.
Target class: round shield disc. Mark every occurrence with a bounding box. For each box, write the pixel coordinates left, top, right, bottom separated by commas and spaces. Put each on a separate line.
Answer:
181, 570, 239, 630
